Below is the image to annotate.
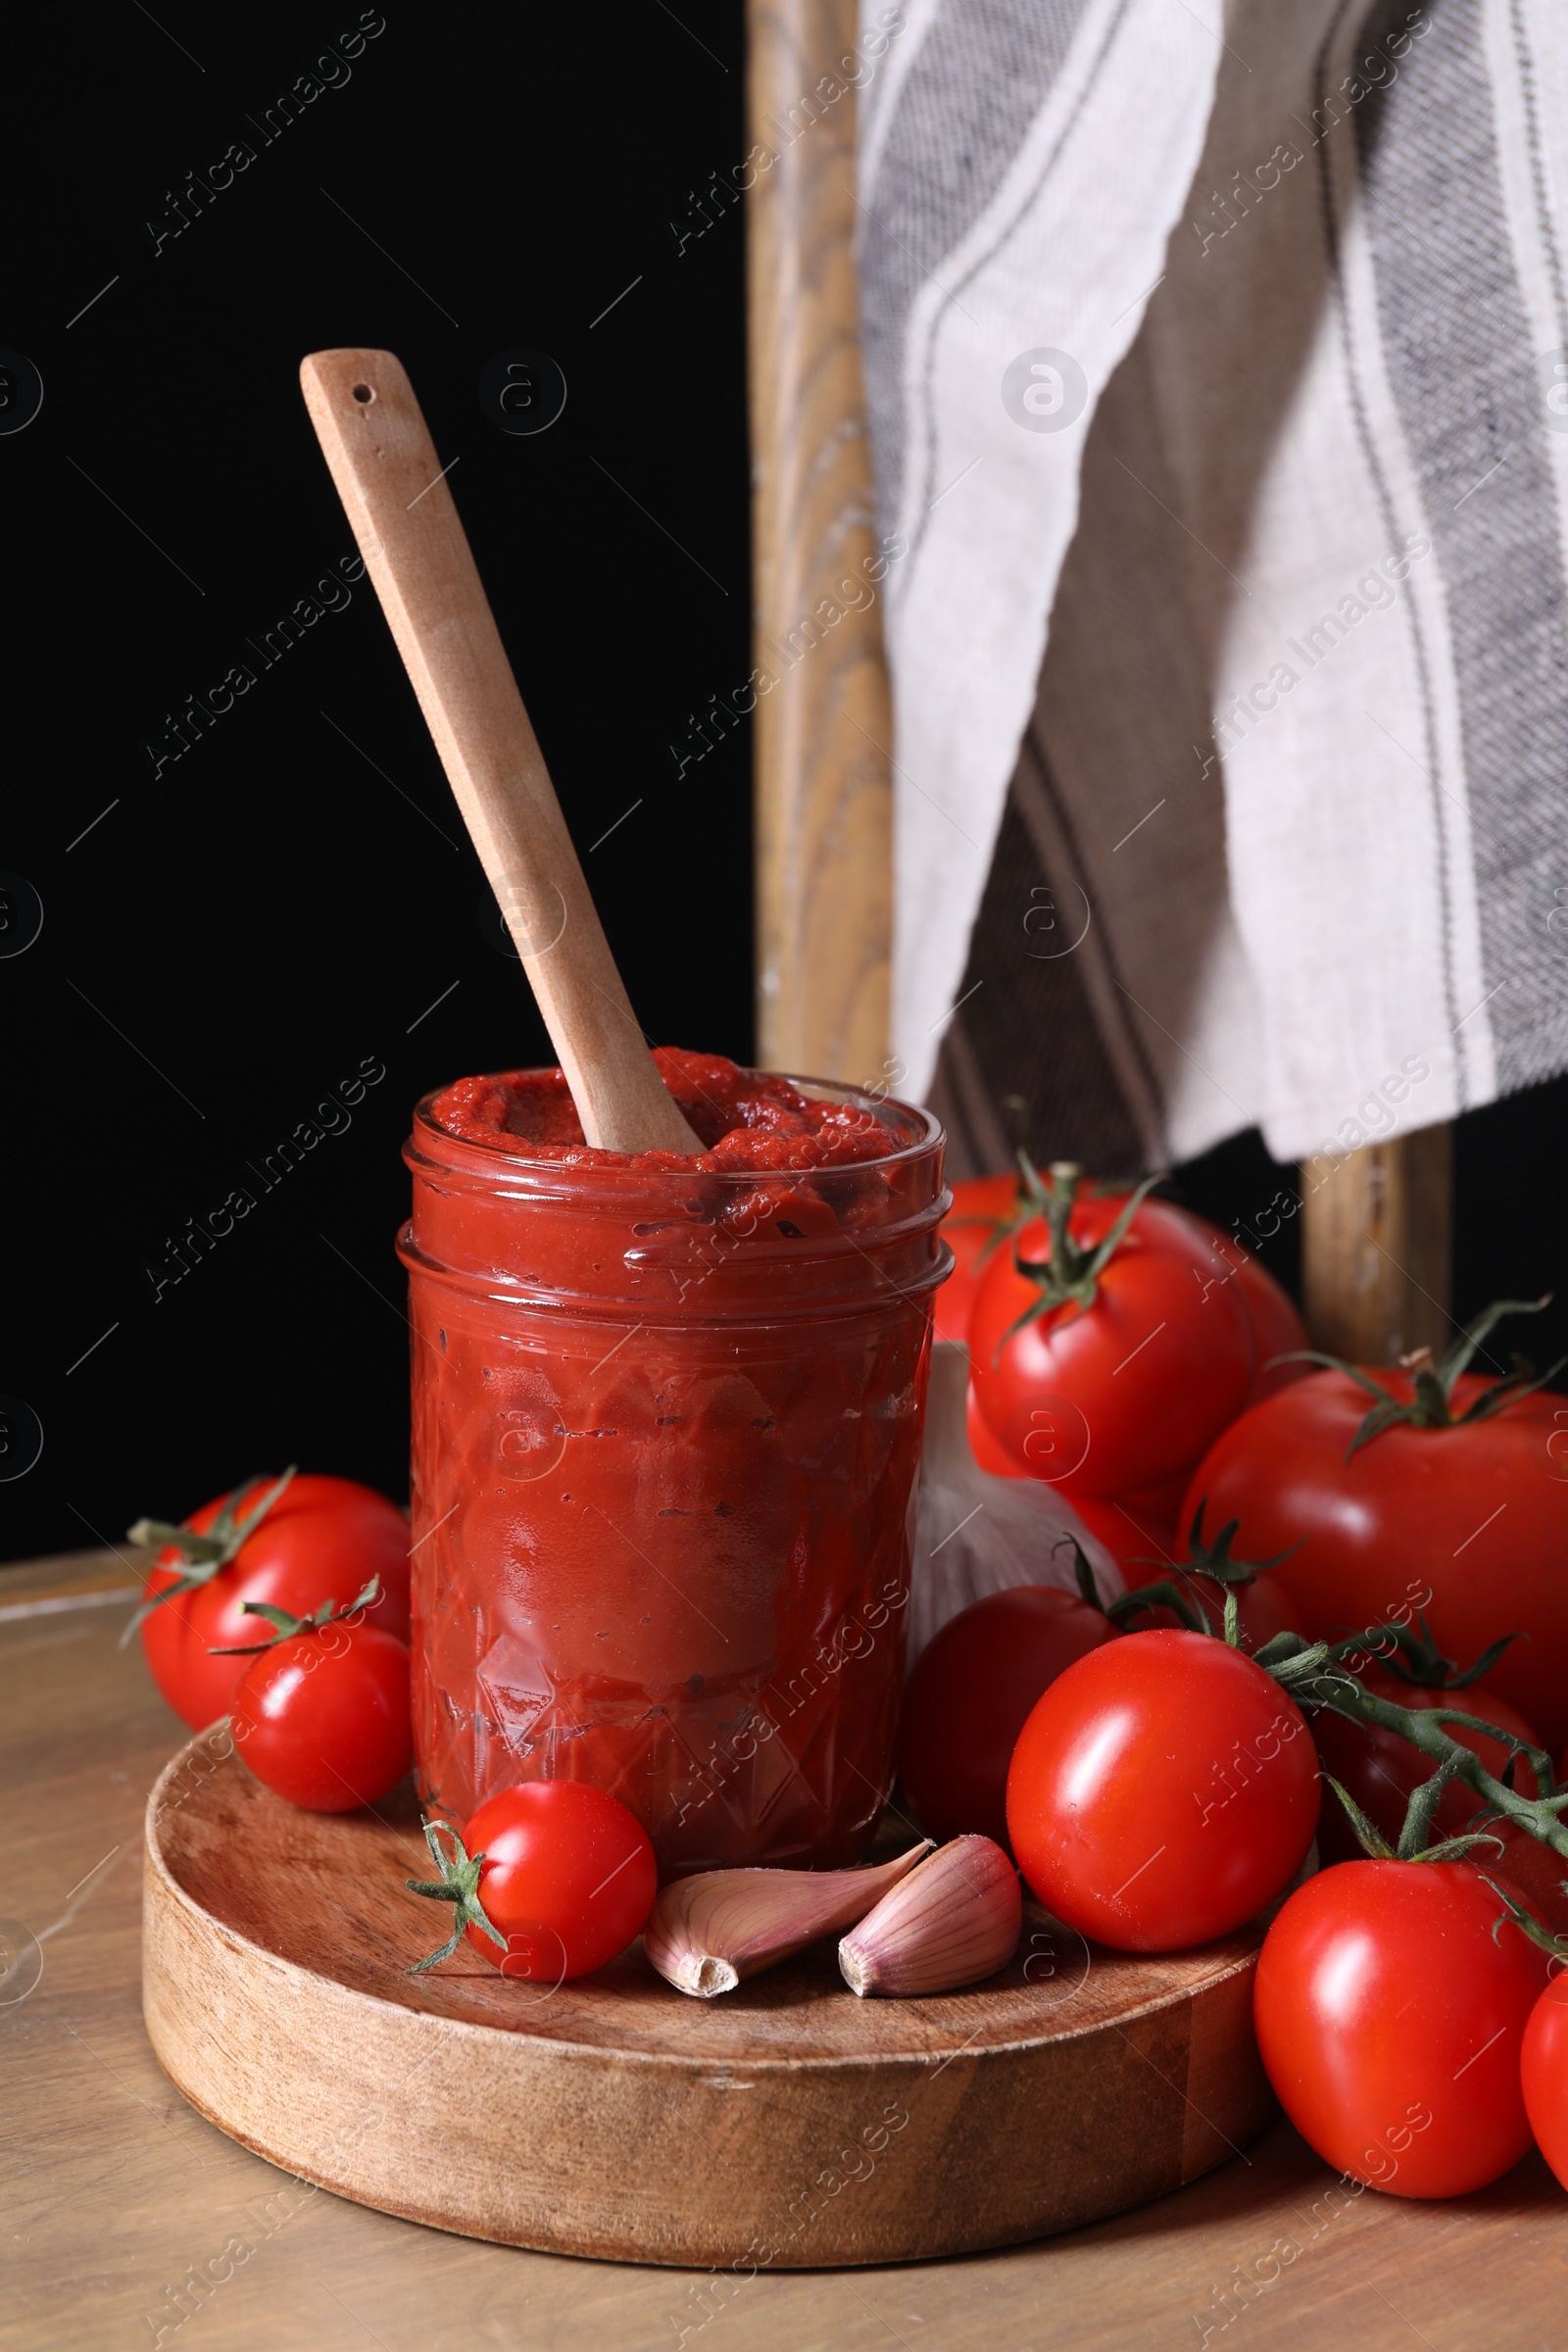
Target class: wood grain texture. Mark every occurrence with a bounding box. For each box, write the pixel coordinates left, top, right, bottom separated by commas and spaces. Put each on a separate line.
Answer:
299, 348, 699, 1155
748, 0, 893, 1085
11, 1550, 1568, 2348
1298, 1126, 1453, 1362
143, 1738, 1275, 2267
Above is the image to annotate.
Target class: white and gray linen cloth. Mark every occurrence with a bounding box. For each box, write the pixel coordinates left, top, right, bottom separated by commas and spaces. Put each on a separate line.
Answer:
858, 0, 1568, 1175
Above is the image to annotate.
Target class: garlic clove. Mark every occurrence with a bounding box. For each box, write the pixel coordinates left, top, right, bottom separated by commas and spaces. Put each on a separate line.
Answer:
838, 1835, 1021, 1997
908, 1343, 1121, 1665
645, 1843, 932, 1998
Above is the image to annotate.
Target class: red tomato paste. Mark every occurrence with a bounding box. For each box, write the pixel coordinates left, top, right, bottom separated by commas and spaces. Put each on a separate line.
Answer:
402, 1054, 949, 1876
431, 1049, 896, 1173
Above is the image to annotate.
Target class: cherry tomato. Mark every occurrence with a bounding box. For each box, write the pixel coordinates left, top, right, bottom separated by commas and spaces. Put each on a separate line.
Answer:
461, 1782, 658, 1981
1077, 1493, 1303, 1658
231, 1619, 412, 1812
935, 1175, 1021, 1346
966, 1377, 1022, 1476
137, 1472, 412, 1733
1228, 1244, 1309, 1405
1313, 1675, 1541, 1864
1521, 1966, 1568, 2189
970, 1192, 1254, 1499
1484, 1820, 1568, 1939
1005, 1630, 1319, 1950
1201, 1571, 1302, 1655
1254, 1861, 1548, 2196
899, 1585, 1117, 1846
1071, 1492, 1181, 1584
1121, 1568, 1301, 1657
1181, 1365, 1568, 1749
1170, 1216, 1308, 1406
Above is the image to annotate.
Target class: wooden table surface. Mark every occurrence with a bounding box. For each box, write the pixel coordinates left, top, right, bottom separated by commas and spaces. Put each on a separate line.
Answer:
7, 1546, 1568, 2352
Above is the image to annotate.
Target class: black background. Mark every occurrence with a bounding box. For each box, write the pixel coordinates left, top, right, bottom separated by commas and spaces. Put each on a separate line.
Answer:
3, 5, 1565, 1562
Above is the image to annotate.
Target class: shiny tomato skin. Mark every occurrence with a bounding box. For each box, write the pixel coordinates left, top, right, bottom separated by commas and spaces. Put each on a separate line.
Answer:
231, 1622, 412, 1811
463, 1782, 658, 1981
935, 1175, 1020, 1346
1005, 1630, 1319, 1951
1522, 1971, 1568, 2189
899, 1586, 1117, 1846
1179, 1371, 1568, 1750
1254, 1862, 1548, 2196
140, 1475, 412, 1733
971, 1197, 1254, 1500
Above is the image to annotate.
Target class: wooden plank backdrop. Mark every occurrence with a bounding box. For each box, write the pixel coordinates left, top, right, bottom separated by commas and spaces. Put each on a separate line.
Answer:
748, 0, 893, 1091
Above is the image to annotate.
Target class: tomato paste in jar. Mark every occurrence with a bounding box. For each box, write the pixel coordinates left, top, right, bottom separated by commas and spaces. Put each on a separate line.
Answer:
399, 1050, 950, 1877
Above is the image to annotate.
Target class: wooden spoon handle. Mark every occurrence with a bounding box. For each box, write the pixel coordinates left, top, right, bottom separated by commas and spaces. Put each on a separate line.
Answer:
299, 346, 701, 1156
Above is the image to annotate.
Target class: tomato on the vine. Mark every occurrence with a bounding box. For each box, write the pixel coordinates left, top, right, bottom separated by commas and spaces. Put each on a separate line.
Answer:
1254, 1861, 1548, 2196
1099, 1499, 1305, 1657
899, 1584, 1117, 1846
970, 1169, 1255, 1499
1224, 1241, 1309, 1406
1313, 1670, 1540, 1865
1005, 1629, 1319, 1950
227, 1584, 412, 1813
1071, 1492, 1181, 1586
1521, 1968, 1568, 2189
1179, 1301, 1568, 1747
1482, 1820, 1568, 1940
129, 1471, 412, 1733
408, 1781, 658, 1982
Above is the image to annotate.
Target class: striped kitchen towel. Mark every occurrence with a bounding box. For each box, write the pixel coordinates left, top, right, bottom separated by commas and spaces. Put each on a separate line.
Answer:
858, 0, 1568, 1174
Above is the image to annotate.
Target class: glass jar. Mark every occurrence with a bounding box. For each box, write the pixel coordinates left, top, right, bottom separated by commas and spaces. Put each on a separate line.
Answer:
398, 1075, 950, 1876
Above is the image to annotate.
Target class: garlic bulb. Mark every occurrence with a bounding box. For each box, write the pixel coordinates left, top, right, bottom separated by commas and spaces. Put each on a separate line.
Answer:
908, 1343, 1121, 1664
645, 1843, 931, 1997
839, 1836, 1022, 1997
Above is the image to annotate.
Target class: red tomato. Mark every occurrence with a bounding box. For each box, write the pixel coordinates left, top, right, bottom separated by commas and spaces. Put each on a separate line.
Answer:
966, 1377, 1021, 1476
137, 1473, 412, 1733
1230, 1247, 1310, 1404
1312, 1707, 1423, 1866
1166, 1214, 1309, 1406
1127, 1569, 1301, 1657
899, 1585, 1117, 1846
1313, 1676, 1541, 1864
1005, 1630, 1319, 1950
460, 1783, 658, 1981
934, 1175, 1021, 1345
1072, 1492, 1180, 1582
1485, 1821, 1568, 1940
971, 1193, 1254, 1499
1522, 1967, 1568, 2188
1366, 1675, 1542, 1809
1180, 1369, 1568, 1749
1200, 1571, 1302, 1655
1254, 1861, 1548, 2196
231, 1619, 412, 1812
1073, 1494, 1302, 1656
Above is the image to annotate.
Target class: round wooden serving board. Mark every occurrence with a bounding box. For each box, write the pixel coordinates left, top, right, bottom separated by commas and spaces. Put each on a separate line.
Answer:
142, 1731, 1277, 2268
